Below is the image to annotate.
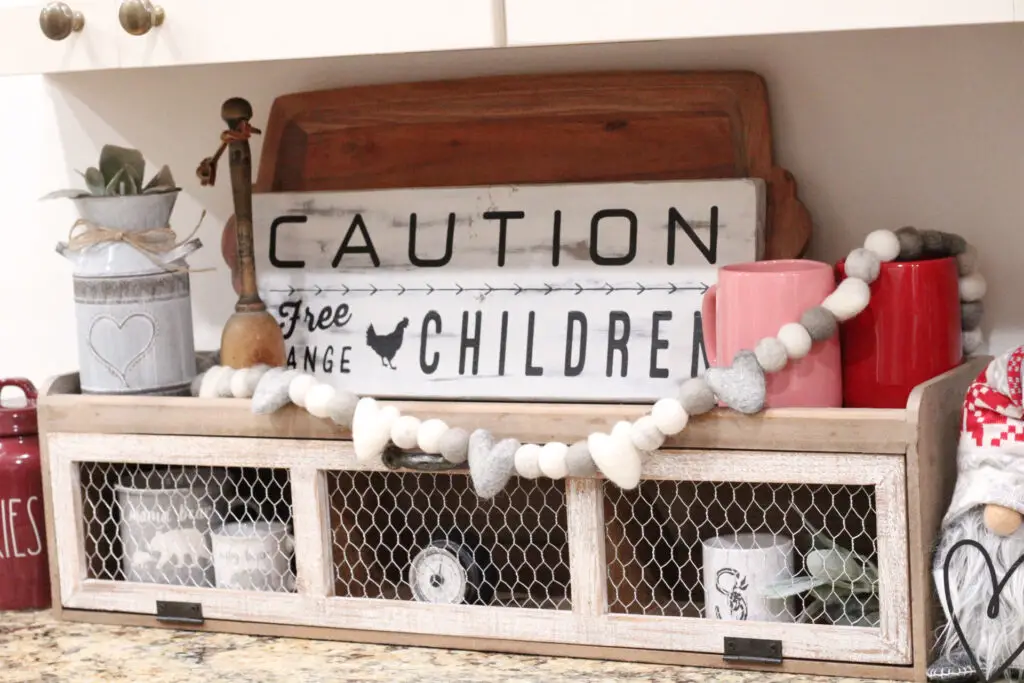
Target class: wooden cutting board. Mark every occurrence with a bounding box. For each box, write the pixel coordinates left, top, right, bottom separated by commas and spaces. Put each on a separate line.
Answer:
250, 71, 811, 260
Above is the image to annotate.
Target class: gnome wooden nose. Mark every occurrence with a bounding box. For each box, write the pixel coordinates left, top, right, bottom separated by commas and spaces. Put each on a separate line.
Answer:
984, 504, 1022, 536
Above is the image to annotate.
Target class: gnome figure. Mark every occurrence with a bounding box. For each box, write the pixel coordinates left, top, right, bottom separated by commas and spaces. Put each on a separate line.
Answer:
931, 346, 1024, 681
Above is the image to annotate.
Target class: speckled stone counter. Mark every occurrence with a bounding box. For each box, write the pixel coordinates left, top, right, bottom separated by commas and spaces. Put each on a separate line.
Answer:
0, 610, 897, 683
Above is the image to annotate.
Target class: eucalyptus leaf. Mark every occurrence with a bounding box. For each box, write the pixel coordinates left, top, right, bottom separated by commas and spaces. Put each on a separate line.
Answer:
762, 575, 830, 599
143, 164, 175, 191
99, 144, 145, 187
806, 547, 868, 584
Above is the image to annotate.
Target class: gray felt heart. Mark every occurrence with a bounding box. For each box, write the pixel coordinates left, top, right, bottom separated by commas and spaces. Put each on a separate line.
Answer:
704, 350, 766, 414
467, 429, 520, 499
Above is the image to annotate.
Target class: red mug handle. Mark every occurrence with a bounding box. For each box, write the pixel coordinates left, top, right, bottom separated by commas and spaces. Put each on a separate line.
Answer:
701, 285, 718, 368
0, 378, 37, 401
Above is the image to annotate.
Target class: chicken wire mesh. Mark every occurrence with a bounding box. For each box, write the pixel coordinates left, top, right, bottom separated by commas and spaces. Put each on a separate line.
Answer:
79, 463, 295, 592
604, 481, 879, 627
327, 471, 571, 609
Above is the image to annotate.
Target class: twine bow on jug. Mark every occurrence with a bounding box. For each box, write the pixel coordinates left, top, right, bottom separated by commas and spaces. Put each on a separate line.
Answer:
64, 210, 212, 274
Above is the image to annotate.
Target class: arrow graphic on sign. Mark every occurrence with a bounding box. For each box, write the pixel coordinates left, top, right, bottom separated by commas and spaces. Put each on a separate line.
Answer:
269, 282, 710, 297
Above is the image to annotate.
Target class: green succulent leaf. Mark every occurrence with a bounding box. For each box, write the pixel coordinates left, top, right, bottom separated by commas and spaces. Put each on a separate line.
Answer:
762, 575, 830, 599
143, 164, 175, 192
99, 145, 144, 188
104, 167, 126, 195
78, 167, 106, 196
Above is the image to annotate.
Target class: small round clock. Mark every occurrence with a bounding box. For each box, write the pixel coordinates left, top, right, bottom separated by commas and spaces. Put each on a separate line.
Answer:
408, 530, 492, 605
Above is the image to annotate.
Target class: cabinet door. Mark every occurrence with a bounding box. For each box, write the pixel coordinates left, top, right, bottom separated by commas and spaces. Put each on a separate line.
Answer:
117, 0, 502, 69
0, 0, 120, 75
505, 0, 1016, 46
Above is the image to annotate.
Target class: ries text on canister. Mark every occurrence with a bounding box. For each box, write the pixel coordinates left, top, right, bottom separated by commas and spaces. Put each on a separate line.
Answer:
0, 379, 51, 610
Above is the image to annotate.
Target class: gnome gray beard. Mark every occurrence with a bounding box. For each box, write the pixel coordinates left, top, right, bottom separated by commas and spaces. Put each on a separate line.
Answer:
935, 508, 1024, 678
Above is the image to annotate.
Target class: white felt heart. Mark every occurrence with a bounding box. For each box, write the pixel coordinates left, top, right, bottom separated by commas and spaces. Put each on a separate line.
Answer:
352, 397, 399, 463
588, 421, 642, 489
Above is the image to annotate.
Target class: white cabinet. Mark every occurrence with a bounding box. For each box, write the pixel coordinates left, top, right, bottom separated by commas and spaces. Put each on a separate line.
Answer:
0, 0, 503, 75
116, 0, 502, 69
504, 0, 1017, 46
0, 1, 120, 74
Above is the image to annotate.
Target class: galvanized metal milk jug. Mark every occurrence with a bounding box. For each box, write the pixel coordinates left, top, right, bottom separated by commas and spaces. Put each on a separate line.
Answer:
56, 190, 199, 396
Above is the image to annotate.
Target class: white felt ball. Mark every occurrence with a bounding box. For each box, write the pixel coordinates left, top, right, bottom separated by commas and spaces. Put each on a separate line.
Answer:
964, 328, 984, 355
514, 443, 543, 479
864, 229, 901, 262
391, 415, 422, 449
959, 273, 987, 302
304, 383, 337, 419
651, 397, 688, 436
630, 416, 666, 452
754, 337, 788, 373
198, 366, 224, 398
844, 247, 881, 284
821, 277, 871, 322
215, 368, 236, 397
233, 364, 270, 398
229, 368, 250, 398
288, 374, 318, 408
538, 442, 570, 479
777, 322, 813, 360
417, 418, 449, 454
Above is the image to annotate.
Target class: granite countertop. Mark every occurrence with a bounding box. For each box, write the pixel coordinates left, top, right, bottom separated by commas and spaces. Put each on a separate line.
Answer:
0, 610, 898, 683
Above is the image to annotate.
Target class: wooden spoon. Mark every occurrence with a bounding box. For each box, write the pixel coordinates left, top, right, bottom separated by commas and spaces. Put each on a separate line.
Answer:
216, 97, 285, 369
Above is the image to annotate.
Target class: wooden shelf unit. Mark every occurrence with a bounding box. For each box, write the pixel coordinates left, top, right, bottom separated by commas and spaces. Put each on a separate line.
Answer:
36, 356, 986, 682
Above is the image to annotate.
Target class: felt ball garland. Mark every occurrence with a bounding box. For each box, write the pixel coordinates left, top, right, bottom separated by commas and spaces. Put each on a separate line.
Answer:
194, 227, 985, 500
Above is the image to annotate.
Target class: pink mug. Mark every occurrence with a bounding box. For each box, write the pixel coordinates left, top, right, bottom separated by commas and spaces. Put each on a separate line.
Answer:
701, 260, 842, 408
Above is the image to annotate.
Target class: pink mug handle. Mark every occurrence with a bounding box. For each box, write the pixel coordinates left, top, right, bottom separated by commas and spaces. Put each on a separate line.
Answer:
701, 285, 718, 368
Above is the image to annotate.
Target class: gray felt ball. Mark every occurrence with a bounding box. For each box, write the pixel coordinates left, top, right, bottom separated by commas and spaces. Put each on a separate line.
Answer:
941, 232, 968, 256
678, 377, 716, 416
704, 350, 766, 415
565, 440, 598, 477
754, 337, 788, 373
467, 429, 519, 499
844, 248, 881, 283
438, 427, 470, 464
251, 368, 300, 414
921, 229, 946, 257
957, 245, 979, 276
963, 328, 984, 355
325, 390, 359, 427
894, 226, 923, 261
800, 306, 838, 342
961, 300, 984, 331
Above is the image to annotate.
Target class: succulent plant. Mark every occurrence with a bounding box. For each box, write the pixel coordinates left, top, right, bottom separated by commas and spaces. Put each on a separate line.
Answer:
762, 507, 880, 627
42, 144, 177, 199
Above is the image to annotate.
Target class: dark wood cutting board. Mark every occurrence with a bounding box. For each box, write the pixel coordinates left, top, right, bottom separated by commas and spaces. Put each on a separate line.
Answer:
236, 71, 810, 264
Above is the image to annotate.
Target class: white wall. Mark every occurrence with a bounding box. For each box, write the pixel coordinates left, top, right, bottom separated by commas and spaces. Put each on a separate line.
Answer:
2, 22, 1023, 387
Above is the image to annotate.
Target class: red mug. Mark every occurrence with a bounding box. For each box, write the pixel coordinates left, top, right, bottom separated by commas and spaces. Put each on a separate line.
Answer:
836, 257, 962, 408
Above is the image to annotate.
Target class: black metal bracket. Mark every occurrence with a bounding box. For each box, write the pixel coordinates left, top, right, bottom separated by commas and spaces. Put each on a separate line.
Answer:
723, 636, 783, 664
156, 600, 204, 625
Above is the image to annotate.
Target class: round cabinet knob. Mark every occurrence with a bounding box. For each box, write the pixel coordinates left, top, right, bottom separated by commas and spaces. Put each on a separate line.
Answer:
118, 0, 164, 36
39, 2, 85, 41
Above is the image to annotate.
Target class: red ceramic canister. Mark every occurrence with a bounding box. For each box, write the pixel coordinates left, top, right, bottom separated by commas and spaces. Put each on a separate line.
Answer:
0, 379, 51, 610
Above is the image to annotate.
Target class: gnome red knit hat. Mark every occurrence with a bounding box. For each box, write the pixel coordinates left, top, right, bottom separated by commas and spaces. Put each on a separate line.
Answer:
943, 346, 1024, 526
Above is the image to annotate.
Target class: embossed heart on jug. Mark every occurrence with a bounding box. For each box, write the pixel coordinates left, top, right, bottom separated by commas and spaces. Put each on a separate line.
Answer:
88, 313, 157, 388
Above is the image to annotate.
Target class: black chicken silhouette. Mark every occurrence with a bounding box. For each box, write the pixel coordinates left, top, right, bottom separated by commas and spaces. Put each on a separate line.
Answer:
366, 317, 410, 370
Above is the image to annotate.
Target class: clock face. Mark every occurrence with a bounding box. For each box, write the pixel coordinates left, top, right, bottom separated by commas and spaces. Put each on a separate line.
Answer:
409, 544, 470, 604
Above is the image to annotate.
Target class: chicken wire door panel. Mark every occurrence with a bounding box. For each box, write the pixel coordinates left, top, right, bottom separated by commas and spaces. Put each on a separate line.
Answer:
47, 434, 908, 666
252, 179, 765, 403
585, 451, 911, 665
78, 463, 296, 593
